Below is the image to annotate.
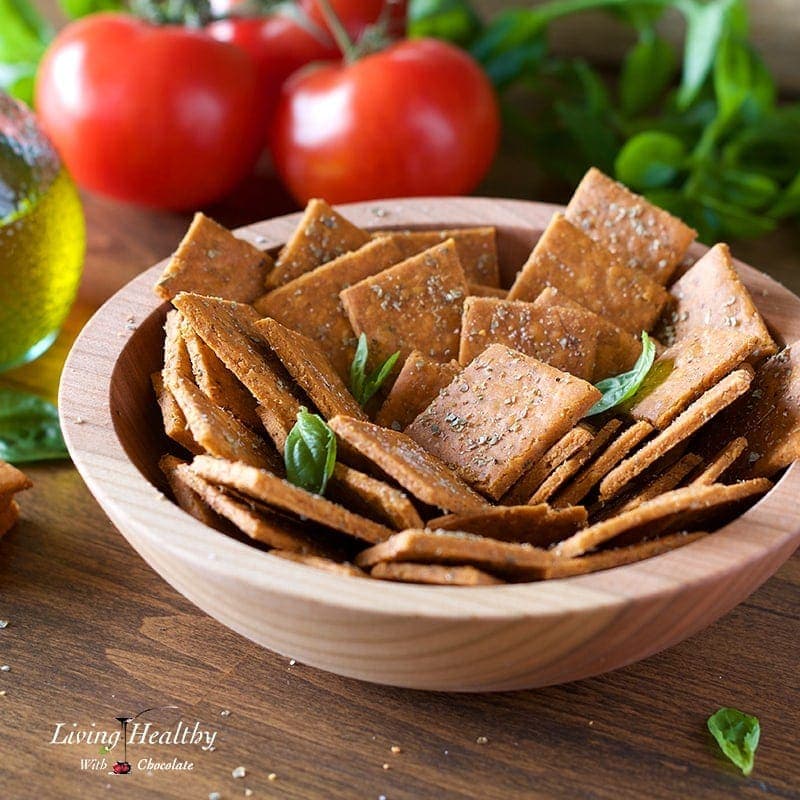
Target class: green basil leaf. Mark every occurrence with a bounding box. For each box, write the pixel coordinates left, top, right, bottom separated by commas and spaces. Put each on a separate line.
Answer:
615, 131, 686, 190
283, 407, 336, 495
0, 388, 69, 463
0, 0, 51, 105
714, 35, 774, 126
58, 0, 123, 18
620, 34, 677, 117
349, 333, 399, 407
585, 332, 655, 417
768, 170, 800, 219
707, 707, 760, 776
407, 0, 483, 47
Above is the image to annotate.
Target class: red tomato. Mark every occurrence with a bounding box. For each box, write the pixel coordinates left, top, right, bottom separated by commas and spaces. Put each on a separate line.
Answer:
206, 12, 337, 123
301, 0, 408, 40
269, 38, 500, 204
35, 13, 265, 209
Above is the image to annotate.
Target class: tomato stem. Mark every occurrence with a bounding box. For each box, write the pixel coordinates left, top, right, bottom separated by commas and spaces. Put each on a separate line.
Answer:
313, 0, 357, 62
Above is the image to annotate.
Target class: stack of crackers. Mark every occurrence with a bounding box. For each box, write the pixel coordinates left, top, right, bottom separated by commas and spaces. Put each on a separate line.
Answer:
150, 169, 799, 585
0, 460, 31, 537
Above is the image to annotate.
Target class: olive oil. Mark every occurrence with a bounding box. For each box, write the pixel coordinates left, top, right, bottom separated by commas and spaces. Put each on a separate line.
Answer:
0, 97, 85, 372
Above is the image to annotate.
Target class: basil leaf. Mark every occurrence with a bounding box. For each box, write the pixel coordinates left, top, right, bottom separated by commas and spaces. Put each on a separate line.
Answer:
615, 131, 686, 190
585, 332, 655, 418
0, 388, 69, 463
707, 707, 760, 776
0, 0, 51, 105
408, 0, 483, 47
714, 35, 774, 127
283, 407, 336, 495
620, 34, 677, 118
58, 0, 123, 18
349, 333, 400, 407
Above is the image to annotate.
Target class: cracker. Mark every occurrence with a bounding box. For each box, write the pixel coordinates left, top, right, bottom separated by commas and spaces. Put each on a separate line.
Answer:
255, 317, 366, 421
665, 243, 776, 359
690, 437, 747, 486
329, 463, 423, 530
501, 425, 594, 506
554, 479, 771, 558
0, 460, 32, 495
179, 318, 260, 429
565, 167, 696, 284
170, 376, 280, 470
174, 462, 330, 554
155, 212, 271, 302
708, 344, 800, 480
458, 296, 598, 380
468, 283, 507, 299
159, 454, 221, 528
614, 453, 704, 514
268, 198, 371, 288
377, 227, 500, 286
529, 420, 622, 505
601, 367, 754, 501
628, 327, 760, 430
172, 293, 304, 448
253, 236, 404, 380
544, 531, 707, 579
0, 499, 20, 538
551, 420, 653, 508
374, 351, 461, 431
507, 214, 669, 334
531, 287, 641, 381
269, 550, 366, 577
405, 344, 601, 499
328, 415, 489, 513
339, 239, 468, 368
190, 455, 394, 544
152, 371, 202, 455
355, 529, 552, 580
427, 504, 587, 548
163, 310, 193, 385
370, 562, 504, 586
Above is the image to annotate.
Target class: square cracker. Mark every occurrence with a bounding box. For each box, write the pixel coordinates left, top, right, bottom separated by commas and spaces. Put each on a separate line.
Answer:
159, 454, 221, 528
507, 214, 669, 334
253, 236, 404, 381
458, 296, 598, 381
0, 460, 32, 495
267, 198, 371, 288
426, 504, 587, 548
172, 293, 304, 448
690, 437, 747, 486
501, 425, 593, 506
190, 455, 394, 544
152, 372, 202, 455
255, 317, 366, 421
355, 529, 552, 581
551, 420, 653, 508
554, 479, 771, 558
708, 343, 800, 479
565, 167, 696, 284
269, 550, 365, 577
666, 243, 776, 359
405, 344, 601, 499
612, 453, 704, 515
375, 350, 461, 431
163, 309, 193, 385
370, 562, 504, 586
328, 415, 488, 513
375, 227, 500, 286
601, 367, 754, 501
627, 327, 759, 430
339, 239, 469, 368
0, 499, 20, 538
531, 287, 641, 381
329, 464, 423, 531
179, 318, 260, 429
173, 461, 331, 555
169, 376, 281, 470
544, 531, 707, 579
155, 212, 272, 302
529, 419, 622, 505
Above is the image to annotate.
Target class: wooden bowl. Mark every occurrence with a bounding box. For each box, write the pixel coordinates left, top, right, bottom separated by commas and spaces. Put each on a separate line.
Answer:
59, 198, 800, 692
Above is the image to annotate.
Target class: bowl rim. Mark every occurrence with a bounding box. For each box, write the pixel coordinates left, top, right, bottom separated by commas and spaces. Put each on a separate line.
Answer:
59, 196, 800, 623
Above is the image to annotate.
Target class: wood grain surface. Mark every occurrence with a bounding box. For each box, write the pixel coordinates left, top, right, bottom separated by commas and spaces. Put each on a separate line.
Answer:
1, 171, 799, 798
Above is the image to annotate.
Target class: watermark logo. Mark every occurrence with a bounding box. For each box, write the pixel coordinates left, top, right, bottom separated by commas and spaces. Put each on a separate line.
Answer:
49, 705, 218, 775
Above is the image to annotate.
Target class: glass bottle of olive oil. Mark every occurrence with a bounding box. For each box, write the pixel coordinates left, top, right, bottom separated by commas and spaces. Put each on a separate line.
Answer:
0, 93, 85, 372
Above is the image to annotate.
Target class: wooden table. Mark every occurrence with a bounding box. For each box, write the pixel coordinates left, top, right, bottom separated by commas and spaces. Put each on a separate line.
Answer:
1, 167, 798, 799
